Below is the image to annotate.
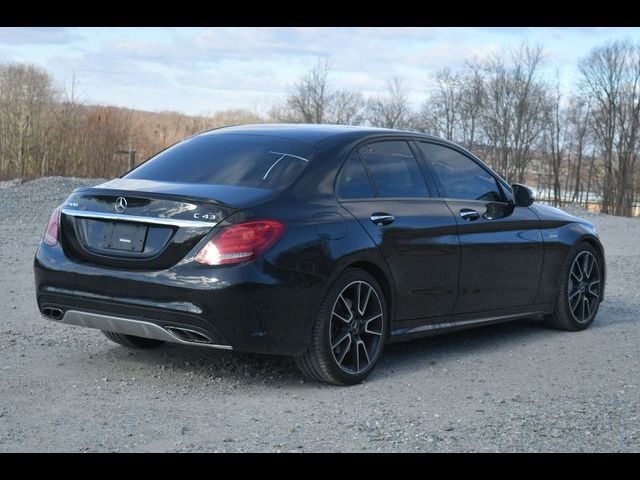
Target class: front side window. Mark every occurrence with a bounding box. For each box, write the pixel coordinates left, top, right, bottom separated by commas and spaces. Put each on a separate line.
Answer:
418, 142, 503, 202
126, 133, 314, 191
358, 141, 428, 198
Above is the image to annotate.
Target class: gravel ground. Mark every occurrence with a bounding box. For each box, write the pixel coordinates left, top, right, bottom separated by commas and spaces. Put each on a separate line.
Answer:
0, 177, 638, 452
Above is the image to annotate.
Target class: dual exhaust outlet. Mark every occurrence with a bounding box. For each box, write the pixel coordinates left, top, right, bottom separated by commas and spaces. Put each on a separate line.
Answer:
42, 306, 64, 320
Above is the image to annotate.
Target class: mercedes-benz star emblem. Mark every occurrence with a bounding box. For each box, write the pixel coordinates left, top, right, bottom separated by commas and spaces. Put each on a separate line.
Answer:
114, 197, 127, 213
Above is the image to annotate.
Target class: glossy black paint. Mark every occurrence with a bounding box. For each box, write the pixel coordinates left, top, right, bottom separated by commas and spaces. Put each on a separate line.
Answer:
34, 124, 605, 356
446, 198, 544, 313
341, 198, 459, 319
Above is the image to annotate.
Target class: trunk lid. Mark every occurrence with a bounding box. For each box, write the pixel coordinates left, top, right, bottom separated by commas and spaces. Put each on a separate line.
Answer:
59, 179, 278, 269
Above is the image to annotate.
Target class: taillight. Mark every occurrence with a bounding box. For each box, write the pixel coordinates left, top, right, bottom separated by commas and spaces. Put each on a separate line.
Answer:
195, 220, 286, 266
43, 207, 61, 246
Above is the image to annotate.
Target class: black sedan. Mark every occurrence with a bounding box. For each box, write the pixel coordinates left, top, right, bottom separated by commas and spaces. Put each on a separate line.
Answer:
34, 124, 606, 385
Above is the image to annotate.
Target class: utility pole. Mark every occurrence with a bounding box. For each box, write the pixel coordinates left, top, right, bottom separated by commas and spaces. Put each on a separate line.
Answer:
115, 149, 136, 172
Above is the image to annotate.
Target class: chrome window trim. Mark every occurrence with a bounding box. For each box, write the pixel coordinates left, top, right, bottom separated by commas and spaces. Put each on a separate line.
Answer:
61, 208, 217, 228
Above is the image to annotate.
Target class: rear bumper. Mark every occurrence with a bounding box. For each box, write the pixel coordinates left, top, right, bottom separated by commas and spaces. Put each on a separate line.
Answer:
34, 241, 325, 356
45, 309, 233, 349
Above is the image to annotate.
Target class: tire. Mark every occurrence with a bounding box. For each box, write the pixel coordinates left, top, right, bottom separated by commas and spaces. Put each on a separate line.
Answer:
545, 242, 603, 331
295, 268, 389, 385
102, 330, 165, 349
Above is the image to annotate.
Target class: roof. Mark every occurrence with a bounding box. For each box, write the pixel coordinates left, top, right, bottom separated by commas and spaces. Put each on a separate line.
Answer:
200, 123, 441, 145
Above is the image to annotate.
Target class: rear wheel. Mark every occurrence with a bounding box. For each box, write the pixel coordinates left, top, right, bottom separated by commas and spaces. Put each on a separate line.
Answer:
102, 330, 165, 349
545, 242, 602, 331
295, 268, 388, 385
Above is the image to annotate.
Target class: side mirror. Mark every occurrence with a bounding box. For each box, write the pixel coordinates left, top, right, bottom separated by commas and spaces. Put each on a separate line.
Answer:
511, 183, 535, 207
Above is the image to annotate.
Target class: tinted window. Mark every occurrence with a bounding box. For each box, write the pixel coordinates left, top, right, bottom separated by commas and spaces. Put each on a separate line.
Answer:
126, 134, 314, 190
418, 142, 503, 202
358, 141, 428, 198
339, 154, 375, 199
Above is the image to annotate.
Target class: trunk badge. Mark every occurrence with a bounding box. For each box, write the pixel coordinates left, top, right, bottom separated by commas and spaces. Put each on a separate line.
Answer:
114, 197, 127, 213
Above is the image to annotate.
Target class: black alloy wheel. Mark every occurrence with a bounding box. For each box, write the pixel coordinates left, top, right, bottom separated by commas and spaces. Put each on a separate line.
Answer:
295, 269, 388, 385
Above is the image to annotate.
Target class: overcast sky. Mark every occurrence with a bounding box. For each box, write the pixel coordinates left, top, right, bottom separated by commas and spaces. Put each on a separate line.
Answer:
1, 27, 639, 116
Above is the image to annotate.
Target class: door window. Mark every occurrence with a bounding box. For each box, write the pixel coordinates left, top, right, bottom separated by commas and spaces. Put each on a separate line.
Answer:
358, 141, 429, 198
418, 142, 503, 202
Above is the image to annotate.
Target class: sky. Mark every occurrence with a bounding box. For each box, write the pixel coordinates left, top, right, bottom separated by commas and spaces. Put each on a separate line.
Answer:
1, 27, 639, 116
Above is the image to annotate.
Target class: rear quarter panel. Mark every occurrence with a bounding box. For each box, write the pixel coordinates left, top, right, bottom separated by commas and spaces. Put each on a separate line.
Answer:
236, 193, 393, 354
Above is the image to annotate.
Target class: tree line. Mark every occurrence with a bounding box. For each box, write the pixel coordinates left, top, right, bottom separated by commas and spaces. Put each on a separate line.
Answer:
1, 39, 639, 216
0, 64, 262, 181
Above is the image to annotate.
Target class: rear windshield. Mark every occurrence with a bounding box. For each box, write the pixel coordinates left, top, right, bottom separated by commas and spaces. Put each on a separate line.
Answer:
125, 133, 314, 190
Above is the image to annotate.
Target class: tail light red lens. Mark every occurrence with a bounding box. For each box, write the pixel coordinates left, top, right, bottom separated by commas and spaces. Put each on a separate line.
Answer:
195, 220, 286, 266
43, 207, 61, 246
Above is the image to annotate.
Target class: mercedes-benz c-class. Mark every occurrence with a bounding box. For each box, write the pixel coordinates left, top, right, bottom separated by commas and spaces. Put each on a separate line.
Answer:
34, 124, 606, 385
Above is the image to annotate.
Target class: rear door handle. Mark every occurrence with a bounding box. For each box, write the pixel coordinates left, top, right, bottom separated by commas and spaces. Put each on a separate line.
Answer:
459, 208, 480, 221
370, 213, 395, 226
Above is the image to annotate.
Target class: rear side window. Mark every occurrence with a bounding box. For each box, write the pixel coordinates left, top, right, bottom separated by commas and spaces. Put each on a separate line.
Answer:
418, 142, 503, 202
339, 153, 375, 199
358, 141, 428, 198
125, 134, 314, 190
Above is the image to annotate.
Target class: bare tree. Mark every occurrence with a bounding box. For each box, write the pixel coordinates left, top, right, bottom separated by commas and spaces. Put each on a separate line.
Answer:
565, 96, 592, 204
283, 58, 332, 123
458, 63, 485, 147
419, 68, 460, 139
327, 89, 366, 125
543, 81, 570, 206
475, 44, 548, 182
367, 77, 412, 129
276, 59, 367, 126
579, 39, 640, 216
418, 64, 485, 147
47, 74, 87, 177
0, 62, 56, 181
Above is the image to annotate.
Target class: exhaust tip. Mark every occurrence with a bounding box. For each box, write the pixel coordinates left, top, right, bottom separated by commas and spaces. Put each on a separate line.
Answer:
165, 326, 212, 344
42, 307, 64, 321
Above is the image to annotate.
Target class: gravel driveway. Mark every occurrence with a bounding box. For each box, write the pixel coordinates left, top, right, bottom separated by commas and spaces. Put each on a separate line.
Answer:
0, 177, 638, 452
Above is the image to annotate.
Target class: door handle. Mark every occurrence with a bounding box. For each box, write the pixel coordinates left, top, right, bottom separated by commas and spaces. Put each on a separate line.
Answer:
459, 208, 480, 221
370, 213, 395, 226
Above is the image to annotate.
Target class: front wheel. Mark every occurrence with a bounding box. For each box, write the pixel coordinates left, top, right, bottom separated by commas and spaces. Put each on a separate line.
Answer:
295, 268, 389, 385
545, 242, 603, 331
